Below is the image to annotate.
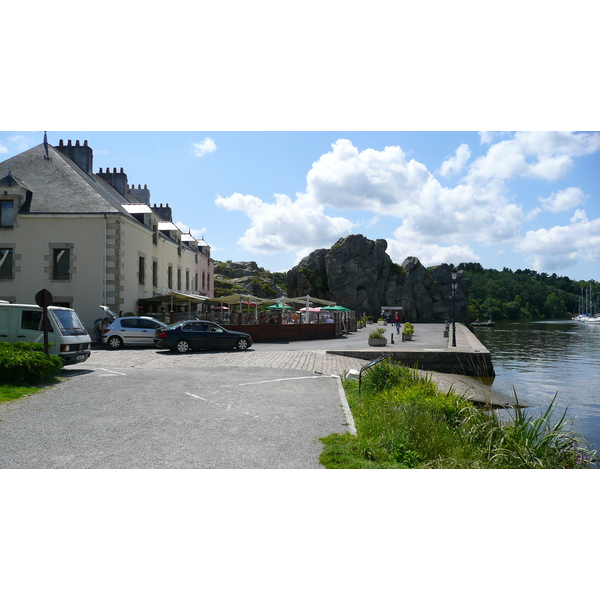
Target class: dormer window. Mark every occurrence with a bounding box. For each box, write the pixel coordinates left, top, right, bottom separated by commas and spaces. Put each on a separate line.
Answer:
0, 199, 14, 227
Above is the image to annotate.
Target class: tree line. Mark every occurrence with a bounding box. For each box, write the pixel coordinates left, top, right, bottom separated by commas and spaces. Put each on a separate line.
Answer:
455, 263, 600, 321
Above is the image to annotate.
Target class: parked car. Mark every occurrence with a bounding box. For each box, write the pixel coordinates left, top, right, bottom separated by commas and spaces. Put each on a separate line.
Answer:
154, 320, 252, 353
102, 316, 167, 349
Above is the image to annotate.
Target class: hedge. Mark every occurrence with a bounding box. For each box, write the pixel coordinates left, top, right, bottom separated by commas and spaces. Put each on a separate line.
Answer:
0, 342, 63, 385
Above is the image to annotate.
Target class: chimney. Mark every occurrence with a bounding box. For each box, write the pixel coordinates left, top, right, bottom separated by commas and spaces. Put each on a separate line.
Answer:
128, 183, 151, 205
56, 139, 94, 176
152, 202, 172, 222
97, 167, 129, 197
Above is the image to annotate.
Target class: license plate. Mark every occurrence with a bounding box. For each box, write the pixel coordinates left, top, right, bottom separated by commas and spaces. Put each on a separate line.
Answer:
76, 354, 86, 361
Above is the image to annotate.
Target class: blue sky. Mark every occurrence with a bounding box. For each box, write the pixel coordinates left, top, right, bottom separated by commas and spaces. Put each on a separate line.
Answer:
2, 130, 599, 281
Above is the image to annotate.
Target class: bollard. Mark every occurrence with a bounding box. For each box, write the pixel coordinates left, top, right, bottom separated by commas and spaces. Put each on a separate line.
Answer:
402, 332, 405, 342
391, 333, 394, 344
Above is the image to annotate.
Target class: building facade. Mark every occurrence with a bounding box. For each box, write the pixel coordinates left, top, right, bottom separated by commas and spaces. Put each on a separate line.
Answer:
0, 138, 214, 332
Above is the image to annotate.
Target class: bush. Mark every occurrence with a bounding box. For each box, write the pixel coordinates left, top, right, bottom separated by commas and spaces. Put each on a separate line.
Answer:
0, 343, 63, 385
369, 327, 387, 339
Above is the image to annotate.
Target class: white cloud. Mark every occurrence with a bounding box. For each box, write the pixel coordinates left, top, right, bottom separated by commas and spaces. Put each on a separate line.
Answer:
191, 137, 217, 157
8, 135, 32, 152
516, 211, 600, 272
215, 192, 354, 254
467, 131, 600, 184
0, 135, 32, 154
386, 238, 479, 267
539, 187, 585, 213
439, 144, 471, 176
213, 134, 598, 274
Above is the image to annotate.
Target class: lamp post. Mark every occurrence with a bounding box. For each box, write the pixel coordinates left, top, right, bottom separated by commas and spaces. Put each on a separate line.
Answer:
451, 269, 457, 347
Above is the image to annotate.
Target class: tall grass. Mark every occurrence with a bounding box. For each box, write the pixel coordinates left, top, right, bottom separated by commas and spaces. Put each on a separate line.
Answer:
320, 363, 597, 469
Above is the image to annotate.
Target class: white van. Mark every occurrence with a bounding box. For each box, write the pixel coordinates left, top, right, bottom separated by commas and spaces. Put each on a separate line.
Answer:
0, 303, 92, 364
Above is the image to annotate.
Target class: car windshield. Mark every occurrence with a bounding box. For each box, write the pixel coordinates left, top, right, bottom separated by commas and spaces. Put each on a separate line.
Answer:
51, 309, 88, 335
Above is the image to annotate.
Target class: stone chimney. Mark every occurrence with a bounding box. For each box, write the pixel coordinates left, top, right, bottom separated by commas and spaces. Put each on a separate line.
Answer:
152, 203, 172, 221
56, 139, 94, 176
128, 184, 151, 205
97, 167, 129, 197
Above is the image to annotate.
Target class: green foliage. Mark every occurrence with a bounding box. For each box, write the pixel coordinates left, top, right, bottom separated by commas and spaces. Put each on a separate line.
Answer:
0, 342, 63, 385
368, 327, 387, 339
320, 362, 597, 469
403, 322, 414, 336
458, 263, 599, 320
0, 384, 40, 403
271, 272, 287, 291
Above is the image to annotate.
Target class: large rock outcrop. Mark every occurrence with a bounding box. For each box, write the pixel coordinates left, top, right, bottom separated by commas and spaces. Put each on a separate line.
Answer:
285, 235, 469, 322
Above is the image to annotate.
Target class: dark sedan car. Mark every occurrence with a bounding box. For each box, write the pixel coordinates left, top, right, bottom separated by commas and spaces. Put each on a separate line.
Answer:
154, 320, 252, 353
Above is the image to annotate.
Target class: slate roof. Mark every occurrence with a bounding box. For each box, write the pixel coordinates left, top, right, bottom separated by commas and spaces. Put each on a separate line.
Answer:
0, 143, 134, 216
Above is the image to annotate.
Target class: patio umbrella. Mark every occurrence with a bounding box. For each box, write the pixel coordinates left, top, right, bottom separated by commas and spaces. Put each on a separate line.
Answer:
267, 303, 292, 310
298, 307, 320, 312
326, 305, 350, 311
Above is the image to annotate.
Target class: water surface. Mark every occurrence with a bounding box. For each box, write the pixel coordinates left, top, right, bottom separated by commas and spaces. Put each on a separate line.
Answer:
472, 320, 600, 451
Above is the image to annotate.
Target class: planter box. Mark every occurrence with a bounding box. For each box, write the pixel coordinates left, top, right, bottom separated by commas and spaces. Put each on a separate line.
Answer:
368, 338, 387, 346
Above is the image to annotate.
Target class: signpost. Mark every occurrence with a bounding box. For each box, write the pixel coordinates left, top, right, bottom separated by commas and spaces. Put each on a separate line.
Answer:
35, 288, 53, 355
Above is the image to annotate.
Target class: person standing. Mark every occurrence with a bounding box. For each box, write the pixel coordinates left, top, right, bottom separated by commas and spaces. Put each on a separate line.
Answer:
394, 312, 401, 334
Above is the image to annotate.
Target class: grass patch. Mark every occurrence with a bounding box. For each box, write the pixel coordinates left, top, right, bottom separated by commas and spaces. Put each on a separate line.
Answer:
320, 363, 597, 469
0, 384, 41, 403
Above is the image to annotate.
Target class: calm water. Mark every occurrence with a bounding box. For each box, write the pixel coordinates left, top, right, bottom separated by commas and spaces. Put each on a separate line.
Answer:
472, 320, 600, 450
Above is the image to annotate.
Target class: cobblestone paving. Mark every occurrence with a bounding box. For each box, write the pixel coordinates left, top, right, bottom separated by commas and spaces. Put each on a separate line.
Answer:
72, 348, 369, 377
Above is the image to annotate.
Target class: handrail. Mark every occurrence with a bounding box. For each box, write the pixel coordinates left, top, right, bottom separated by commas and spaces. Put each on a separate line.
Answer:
359, 354, 391, 394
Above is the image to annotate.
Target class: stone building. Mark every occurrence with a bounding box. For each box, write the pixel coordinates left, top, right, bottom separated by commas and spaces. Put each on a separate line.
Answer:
0, 137, 214, 332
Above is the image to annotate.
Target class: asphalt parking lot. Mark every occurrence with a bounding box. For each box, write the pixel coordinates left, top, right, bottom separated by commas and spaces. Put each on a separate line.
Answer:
0, 347, 367, 469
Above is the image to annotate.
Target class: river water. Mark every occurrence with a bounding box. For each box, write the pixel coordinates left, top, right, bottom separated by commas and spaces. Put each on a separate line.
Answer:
472, 320, 600, 451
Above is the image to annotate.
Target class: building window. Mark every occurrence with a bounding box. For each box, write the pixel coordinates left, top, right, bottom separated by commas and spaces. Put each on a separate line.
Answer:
138, 256, 146, 284
152, 261, 158, 287
194, 273, 198, 293
52, 248, 70, 280
0, 248, 13, 279
177, 268, 182, 291
185, 270, 190, 292
207, 273, 210, 291
0, 200, 14, 228
202, 271, 205, 290
152, 224, 158, 245
167, 266, 173, 289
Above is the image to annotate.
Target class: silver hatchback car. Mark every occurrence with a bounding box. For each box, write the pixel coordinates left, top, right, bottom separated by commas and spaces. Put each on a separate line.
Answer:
102, 316, 167, 349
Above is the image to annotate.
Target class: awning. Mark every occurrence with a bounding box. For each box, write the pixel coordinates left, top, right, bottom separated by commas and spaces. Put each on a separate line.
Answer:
140, 292, 210, 304
209, 294, 272, 305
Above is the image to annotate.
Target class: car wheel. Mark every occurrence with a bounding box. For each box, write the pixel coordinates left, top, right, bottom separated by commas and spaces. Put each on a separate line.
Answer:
107, 335, 123, 350
236, 338, 249, 351
176, 340, 190, 354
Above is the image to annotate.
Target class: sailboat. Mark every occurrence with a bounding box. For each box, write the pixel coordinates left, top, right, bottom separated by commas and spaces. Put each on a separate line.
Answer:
471, 300, 495, 327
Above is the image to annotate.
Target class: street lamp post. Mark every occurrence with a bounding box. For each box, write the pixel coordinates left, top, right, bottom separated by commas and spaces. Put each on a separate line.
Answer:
451, 269, 457, 347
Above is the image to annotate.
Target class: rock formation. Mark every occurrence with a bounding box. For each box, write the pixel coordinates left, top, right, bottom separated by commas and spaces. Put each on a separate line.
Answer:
285, 234, 469, 322
214, 261, 285, 298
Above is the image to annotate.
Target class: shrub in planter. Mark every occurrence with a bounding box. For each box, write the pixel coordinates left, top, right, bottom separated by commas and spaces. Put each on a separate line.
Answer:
0, 343, 63, 385
368, 327, 387, 346
403, 322, 414, 340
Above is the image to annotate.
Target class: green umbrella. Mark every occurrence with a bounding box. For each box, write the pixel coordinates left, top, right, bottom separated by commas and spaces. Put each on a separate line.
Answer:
267, 302, 292, 310
325, 305, 350, 311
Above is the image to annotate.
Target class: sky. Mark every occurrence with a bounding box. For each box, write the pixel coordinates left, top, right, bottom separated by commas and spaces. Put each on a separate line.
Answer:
2, 130, 599, 281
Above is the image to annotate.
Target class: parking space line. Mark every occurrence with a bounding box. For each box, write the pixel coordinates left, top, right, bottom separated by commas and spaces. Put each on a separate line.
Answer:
96, 368, 127, 376
238, 375, 329, 386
